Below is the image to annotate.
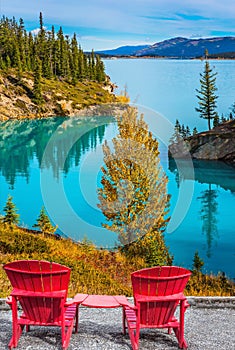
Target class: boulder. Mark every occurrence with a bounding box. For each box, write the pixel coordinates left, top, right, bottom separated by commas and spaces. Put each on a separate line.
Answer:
169, 120, 235, 166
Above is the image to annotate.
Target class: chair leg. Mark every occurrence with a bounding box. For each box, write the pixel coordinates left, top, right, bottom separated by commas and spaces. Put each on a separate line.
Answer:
8, 324, 24, 349
122, 307, 127, 335
74, 304, 79, 333
125, 308, 140, 350
9, 297, 25, 349
173, 299, 189, 349
62, 321, 74, 350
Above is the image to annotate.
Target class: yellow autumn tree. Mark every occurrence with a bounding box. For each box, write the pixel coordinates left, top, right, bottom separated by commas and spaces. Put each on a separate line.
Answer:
97, 107, 172, 265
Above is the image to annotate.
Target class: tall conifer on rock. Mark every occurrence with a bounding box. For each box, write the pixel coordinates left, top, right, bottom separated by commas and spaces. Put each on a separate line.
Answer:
196, 61, 218, 130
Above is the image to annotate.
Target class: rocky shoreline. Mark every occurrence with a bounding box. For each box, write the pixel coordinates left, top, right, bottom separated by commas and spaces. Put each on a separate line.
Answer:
0, 70, 125, 121
169, 119, 235, 166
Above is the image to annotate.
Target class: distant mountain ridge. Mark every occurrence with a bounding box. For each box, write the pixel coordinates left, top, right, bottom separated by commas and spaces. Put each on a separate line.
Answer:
96, 45, 149, 56
97, 36, 235, 58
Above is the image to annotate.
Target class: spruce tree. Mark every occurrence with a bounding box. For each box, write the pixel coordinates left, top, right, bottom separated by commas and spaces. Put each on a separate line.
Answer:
0, 15, 107, 84
78, 45, 85, 80
57, 27, 66, 77
3, 195, 20, 227
193, 251, 204, 273
90, 49, 96, 80
196, 61, 218, 130
15, 45, 23, 82
33, 206, 56, 235
71, 33, 79, 85
50, 25, 57, 76
33, 57, 44, 105
95, 55, 106, 82
230, 102, 235, 118
17, 18, 27, 71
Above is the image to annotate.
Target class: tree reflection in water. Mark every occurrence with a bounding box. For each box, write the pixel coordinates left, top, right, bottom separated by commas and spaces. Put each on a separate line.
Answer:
168, 158, 235, 256
197, 184, 218, 258
0, 116, 113, 188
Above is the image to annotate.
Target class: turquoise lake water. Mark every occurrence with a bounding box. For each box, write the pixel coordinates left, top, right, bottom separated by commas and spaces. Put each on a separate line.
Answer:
0, 59, 235, 278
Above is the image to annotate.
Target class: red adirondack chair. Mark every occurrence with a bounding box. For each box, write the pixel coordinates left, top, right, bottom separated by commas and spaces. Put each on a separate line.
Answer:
3, 260, 78, 350
124, 266, 192, 350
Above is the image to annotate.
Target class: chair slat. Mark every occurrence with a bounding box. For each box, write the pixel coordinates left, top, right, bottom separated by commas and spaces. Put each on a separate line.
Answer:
3, 259, 74, 350
127, 266, 191, 349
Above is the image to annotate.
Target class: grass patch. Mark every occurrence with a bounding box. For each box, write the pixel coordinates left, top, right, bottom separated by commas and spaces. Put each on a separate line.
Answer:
0, 224, 234, 297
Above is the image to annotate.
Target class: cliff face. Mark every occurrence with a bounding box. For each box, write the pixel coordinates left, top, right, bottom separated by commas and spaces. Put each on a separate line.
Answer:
169, 120, 235, 166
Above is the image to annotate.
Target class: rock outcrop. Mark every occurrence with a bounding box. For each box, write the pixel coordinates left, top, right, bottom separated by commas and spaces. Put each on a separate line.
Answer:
169, 120, 235, 166
0, 70, 123, 121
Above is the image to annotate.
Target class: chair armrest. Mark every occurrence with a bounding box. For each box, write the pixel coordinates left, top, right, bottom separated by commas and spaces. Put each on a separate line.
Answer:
10, 288, 67, 299
135, 292, 186, 303
65, 299, 78, 306
71, 293, 89, 304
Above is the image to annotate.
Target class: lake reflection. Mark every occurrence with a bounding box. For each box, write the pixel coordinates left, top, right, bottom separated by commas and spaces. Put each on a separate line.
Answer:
0, 117, 117, 246
0, 117, 234, 278
167, 158, 235, 278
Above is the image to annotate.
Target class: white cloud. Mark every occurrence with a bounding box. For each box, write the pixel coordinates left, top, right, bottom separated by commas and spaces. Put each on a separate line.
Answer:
2, 0, 235, 50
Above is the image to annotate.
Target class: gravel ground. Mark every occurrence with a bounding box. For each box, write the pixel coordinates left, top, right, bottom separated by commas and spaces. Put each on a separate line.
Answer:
0, 298, 234, 350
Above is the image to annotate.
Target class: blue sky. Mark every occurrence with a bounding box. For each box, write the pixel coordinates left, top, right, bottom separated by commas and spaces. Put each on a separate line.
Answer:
1, 0, 235, 51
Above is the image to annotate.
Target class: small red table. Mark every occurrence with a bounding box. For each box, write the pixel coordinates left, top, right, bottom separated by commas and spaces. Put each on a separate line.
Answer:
73, 293, 132, 333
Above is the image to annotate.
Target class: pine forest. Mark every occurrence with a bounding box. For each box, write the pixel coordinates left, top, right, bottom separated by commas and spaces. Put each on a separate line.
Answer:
0, 13, 106, 84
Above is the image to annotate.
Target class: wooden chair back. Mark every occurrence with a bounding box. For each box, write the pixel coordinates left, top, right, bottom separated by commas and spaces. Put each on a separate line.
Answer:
131, 266, 191, 326
4, 260, 71, 324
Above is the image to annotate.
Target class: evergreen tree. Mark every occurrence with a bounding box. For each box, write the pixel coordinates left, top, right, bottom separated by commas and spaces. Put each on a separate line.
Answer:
33, 206, 56, 234
98, 106, 170, 247
213, 113, 220, 127
77, 45, 85, 80
17, 18, 27, 71
169, 119, 182, 145
57, 26, 66, 77
50, 25, 57, 76
175, 119, 181, 133
95, 55, 106, 82
27, 31, 34, 71
229, 102, 235, 118
14, 45, 23, 82
185, 126, 191, 137
196, 61, 218, 130
0, 15, 106, 84
192, 251, 204, 273
38, 12, 50, 77
71, 33, 79, 85
33, 57, 44, 105
90, 49, 96, 80
3, 195, 20, 227
181, 124, 186, 138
